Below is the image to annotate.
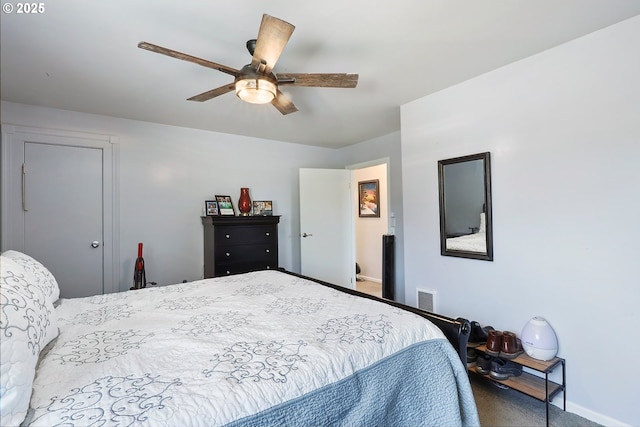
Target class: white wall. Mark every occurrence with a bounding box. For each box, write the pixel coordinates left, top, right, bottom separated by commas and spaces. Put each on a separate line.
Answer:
354, 164, 388, 282
0, 101, 342, 290
401, 16, 640, 426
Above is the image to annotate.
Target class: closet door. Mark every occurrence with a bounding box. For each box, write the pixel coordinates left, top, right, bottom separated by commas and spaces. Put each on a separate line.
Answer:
23, 142, 105, 298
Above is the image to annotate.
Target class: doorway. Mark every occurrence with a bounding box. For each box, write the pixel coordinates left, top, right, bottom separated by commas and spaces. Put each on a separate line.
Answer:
352, 162, 388, 298
298, 159, 391, 296
1, 125, 118, 297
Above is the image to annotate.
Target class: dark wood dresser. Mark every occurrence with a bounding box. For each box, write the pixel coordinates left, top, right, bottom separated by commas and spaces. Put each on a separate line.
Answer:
202, 216, 280, 278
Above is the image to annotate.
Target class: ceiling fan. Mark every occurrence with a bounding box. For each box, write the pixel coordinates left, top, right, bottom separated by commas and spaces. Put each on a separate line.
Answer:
138, 14, 358, 115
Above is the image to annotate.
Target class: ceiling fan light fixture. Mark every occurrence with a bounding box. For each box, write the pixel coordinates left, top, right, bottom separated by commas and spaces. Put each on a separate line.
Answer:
235, 77, 276, 104
139, 14, 357, 114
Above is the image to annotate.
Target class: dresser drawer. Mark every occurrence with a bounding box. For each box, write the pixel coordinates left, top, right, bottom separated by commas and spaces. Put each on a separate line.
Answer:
214, 243, 276, 262
214, 259, 278, 276
214, 225, 276, 246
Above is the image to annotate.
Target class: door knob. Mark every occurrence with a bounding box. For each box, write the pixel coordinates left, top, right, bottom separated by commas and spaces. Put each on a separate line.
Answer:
302, 233, 313, 238
91, 241, 100, 248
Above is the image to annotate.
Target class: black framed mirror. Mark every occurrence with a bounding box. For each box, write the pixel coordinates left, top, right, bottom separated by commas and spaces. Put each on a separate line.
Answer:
438, 152, 493, 261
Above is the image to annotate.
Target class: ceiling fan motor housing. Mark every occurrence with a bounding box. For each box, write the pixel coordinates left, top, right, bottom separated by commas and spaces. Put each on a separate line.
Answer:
246, 39, 257, 56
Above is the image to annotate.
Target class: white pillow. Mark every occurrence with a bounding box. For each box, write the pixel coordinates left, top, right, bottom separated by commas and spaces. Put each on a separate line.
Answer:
479, 213, 486, 233
1, 250, 60, 303
1, 255, 59, 427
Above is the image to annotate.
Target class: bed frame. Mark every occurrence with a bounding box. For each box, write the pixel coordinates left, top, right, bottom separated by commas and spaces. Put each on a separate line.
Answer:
281, 270, 470, 364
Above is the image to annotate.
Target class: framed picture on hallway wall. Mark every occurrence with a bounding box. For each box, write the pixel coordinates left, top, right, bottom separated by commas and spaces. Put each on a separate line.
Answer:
358, 180, 380, 217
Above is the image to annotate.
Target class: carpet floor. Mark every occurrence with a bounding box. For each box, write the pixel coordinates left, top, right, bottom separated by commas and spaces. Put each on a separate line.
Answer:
470, 374, 601, 427
355, 279, 382, 298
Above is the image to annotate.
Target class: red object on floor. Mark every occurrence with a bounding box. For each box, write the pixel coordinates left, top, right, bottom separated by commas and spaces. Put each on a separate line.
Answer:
132, 242, 146, 290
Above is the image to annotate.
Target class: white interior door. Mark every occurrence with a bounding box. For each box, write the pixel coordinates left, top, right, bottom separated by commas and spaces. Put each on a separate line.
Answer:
299, 168, 354, 288
24, 142, 104, 298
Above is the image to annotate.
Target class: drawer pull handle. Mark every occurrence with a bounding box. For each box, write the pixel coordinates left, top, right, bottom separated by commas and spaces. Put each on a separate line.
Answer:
226, 270, 230, 275
265, 249, 270, 253
226, 252, 230, 257
266, 266, 270, 269
225, 234, 230, 239
265, 232, 270, 236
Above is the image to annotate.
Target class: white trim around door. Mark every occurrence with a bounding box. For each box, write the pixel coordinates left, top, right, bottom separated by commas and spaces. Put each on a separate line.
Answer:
1, 124, 119, 294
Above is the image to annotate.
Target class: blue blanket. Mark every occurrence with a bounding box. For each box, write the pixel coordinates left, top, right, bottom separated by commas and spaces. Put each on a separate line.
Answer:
227, 339, 480, 427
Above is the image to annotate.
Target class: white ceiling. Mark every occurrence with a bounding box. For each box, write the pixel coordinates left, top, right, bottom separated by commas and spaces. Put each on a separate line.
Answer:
2, 1, 639, 148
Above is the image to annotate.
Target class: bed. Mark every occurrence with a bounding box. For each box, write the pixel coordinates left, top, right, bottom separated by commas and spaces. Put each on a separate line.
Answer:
1, 250, 479, 427
445, 212, 487, 253
446, 231, 487, 252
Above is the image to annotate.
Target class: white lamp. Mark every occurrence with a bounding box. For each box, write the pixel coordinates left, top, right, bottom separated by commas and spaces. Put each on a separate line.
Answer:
521, 317, 558, 361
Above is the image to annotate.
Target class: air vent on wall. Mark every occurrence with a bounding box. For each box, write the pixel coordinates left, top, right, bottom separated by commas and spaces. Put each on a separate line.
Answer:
417, 288, 438, 313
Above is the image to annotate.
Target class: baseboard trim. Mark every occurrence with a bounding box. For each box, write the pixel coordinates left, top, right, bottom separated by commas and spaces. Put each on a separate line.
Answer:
565, 401, 630, 427
356, 275, 381, 283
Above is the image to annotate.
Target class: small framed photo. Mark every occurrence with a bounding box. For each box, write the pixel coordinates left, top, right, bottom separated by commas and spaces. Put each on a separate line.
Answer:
205, 200, 219, 216
253, 200, 273, 216
215, 195, 236, 216
358, 180, 380, 217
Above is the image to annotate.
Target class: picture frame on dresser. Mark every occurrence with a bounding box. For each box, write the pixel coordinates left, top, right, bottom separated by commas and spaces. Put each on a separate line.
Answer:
253, 200, 273, 216
205, 200, 219, 216
215, 195, 236, 216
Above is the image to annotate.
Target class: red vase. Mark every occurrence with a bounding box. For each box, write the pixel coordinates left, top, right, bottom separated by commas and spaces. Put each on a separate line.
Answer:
238, 188, 251, 216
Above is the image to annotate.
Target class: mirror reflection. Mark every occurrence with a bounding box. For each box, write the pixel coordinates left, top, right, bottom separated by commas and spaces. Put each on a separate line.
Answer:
438, 152, 493, 261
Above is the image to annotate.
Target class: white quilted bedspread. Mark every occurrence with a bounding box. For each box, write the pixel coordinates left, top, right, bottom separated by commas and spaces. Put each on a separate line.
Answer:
25, 270, 448, 426
446, 232, 487, 252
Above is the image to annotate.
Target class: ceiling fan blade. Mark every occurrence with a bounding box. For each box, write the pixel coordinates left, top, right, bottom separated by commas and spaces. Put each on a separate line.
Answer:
271, 89, 298, 115
251, 14, 295, 74
187, 83, 236, 102
138, 42, 239, 77
277, 73, 359, 88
